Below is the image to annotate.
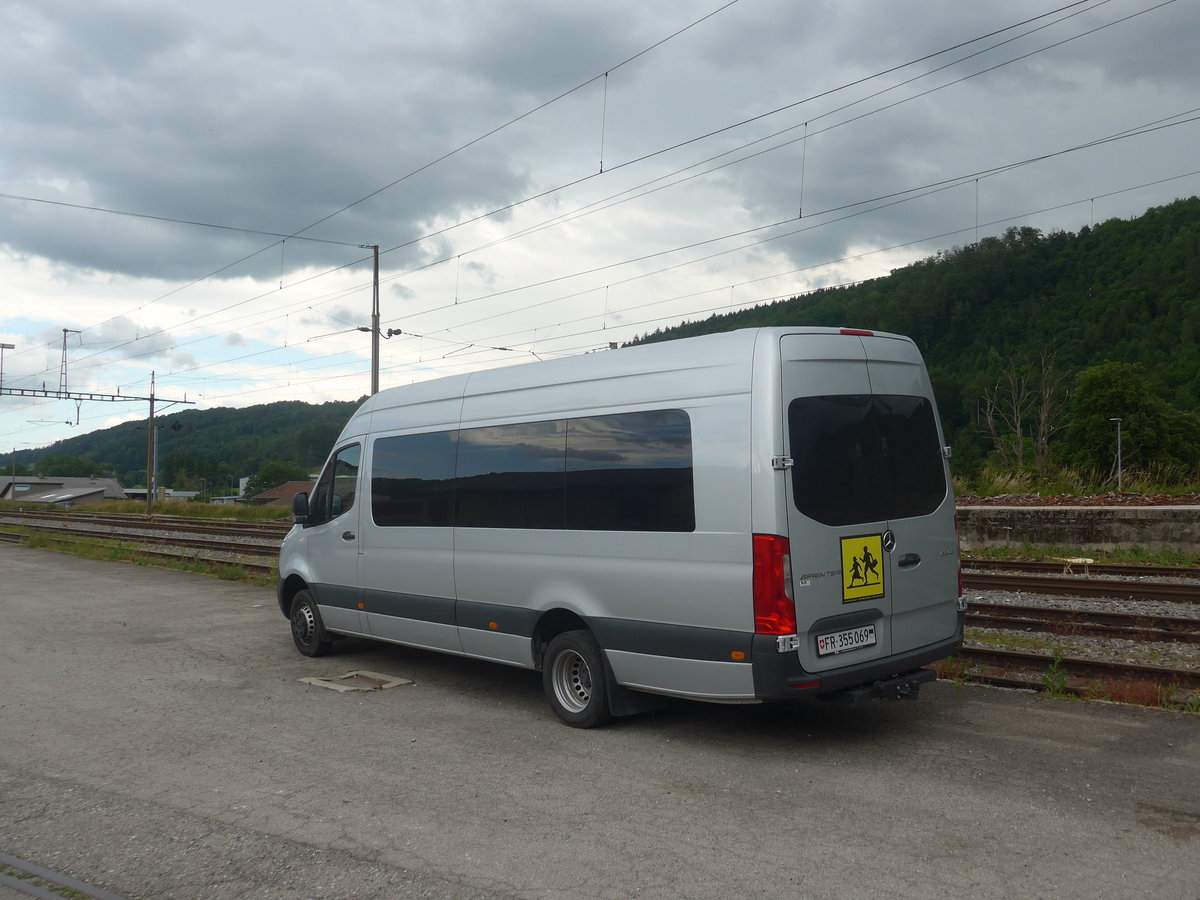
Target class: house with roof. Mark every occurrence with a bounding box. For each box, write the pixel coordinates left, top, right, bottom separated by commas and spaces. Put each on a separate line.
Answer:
251, 480, 315, 507
0, 476, 128, 506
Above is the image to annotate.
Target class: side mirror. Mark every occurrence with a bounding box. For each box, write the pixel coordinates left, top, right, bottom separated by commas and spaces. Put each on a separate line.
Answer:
331, 494, 344, 517
292, 491, 310, 524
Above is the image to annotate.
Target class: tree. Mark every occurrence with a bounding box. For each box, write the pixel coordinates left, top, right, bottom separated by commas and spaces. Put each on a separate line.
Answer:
980, 363, 1033, 469
1058, 361, 1200, 477
244, 459, 312, 499
1033, 348, 1069, 473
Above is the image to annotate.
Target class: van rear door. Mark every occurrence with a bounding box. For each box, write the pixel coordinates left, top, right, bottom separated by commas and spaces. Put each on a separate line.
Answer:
780, 333, 956, 676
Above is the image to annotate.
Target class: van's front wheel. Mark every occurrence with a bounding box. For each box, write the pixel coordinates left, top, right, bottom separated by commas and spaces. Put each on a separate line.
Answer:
291, 589, 333, 657
543, 630, 613, 728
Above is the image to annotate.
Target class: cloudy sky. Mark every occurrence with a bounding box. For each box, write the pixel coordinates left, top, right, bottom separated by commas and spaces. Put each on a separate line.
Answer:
1, 0, 1197, 455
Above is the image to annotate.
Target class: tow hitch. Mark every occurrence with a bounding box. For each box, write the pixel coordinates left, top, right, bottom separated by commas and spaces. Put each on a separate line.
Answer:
874, 668, 936, 700
820, 668, 936, 704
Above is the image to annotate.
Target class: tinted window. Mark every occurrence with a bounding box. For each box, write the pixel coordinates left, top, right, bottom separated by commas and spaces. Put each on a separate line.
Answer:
363, 410, 695, 532
309, 443, 361, 525
788, 395, 945, 526
372, 431, 458, 526
456, 420, 567, 529
565, 411, 694, 531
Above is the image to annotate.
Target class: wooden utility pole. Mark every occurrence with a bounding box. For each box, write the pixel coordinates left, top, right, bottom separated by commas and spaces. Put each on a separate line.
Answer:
370, 244, 380, 395
145, 372, 156, 515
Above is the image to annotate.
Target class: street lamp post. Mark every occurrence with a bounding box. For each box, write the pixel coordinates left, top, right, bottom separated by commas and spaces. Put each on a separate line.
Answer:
1109, 417, 1123, 492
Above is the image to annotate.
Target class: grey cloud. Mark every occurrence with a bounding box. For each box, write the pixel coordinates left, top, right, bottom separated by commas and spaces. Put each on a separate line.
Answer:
0, 0, 1196, 299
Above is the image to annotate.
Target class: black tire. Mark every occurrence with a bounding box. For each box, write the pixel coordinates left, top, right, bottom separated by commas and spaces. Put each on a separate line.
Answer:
290, 589, 334, 657
543, 630, 613, 728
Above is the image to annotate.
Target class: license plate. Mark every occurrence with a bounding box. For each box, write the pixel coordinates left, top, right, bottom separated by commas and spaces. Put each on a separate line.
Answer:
816, 623, 877, 656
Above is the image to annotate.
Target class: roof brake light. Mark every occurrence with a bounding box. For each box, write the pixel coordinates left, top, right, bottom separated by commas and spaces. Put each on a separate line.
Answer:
839, 328, 875, 336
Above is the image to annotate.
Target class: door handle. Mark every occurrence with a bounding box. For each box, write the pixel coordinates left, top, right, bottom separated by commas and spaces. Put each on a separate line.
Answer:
341, 531, 356, 541
898, 553, 921, 568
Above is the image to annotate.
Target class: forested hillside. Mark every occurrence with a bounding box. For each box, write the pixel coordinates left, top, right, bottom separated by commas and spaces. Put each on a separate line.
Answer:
634, 196, 1200, 482
638, 197, 1200, 417
13, 399, 359, 490
13, 197, 1200, 490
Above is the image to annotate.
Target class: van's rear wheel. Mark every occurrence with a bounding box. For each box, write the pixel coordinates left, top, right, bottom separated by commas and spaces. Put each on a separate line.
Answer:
543, 630, 613, 728
291, 589, 333, 657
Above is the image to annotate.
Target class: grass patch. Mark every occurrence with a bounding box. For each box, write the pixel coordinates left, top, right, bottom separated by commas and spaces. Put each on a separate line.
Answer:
964, 541, 1200, 568
14, 527, 274, 587
965, 627, 1059, 654
957, 464, 1200, 498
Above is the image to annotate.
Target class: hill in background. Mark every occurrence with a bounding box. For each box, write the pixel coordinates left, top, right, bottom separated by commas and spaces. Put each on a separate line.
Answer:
12, 399, 359, 491
634, 196, 1200, 432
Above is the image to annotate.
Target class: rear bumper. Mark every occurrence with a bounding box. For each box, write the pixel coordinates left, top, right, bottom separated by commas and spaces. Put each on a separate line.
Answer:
751, 611, 964, 701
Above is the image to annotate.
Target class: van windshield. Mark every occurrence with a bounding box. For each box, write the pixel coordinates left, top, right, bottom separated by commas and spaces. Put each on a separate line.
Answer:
788, 394, 946, 526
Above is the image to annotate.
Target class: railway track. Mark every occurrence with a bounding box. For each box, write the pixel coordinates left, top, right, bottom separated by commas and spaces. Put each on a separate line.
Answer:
963, 556, 1200, 579
962, 570, 1200, 602
0, 507, 293, 539
0, 512, 281, 578
4, 530, 277, 576
944, 646, 1200, 695
965, 601, 1199, 643
8, 522, 280, 556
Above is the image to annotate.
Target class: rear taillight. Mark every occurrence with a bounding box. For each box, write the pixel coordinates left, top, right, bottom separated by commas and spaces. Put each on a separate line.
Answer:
753, 534, 796, 635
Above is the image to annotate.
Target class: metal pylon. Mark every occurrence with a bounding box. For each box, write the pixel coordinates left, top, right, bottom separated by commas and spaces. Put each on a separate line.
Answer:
59, 328, 81, 394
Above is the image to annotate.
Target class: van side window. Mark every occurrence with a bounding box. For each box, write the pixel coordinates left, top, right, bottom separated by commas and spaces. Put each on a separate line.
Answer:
456, 420, 567, 529
565, 410, 694, 532
309, 443, 361, 525
371, 431, 458, 526
369, 410, 695, 533
788, 395, 945, 526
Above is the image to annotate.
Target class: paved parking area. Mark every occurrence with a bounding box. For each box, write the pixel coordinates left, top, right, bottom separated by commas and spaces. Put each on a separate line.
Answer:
1, 544, 1197, 899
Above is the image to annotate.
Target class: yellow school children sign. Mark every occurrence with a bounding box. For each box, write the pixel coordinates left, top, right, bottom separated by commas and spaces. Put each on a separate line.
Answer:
841, 534, 885, 602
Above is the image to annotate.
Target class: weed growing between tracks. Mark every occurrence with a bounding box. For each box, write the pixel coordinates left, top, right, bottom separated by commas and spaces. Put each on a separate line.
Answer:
1042, 647, 1069, 698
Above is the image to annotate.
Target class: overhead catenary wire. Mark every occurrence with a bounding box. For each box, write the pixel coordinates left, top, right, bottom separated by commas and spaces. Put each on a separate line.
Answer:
4, 0, 1120, 373
5, 107, 1197, 415
12, 160, 1190, 439
0, 1, 750, 373
0, 0, 1185, 436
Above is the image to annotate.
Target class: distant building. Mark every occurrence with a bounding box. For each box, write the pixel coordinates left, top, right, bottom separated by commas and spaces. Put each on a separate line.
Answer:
251, 480, 315, 507
0, 476, 128, 506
